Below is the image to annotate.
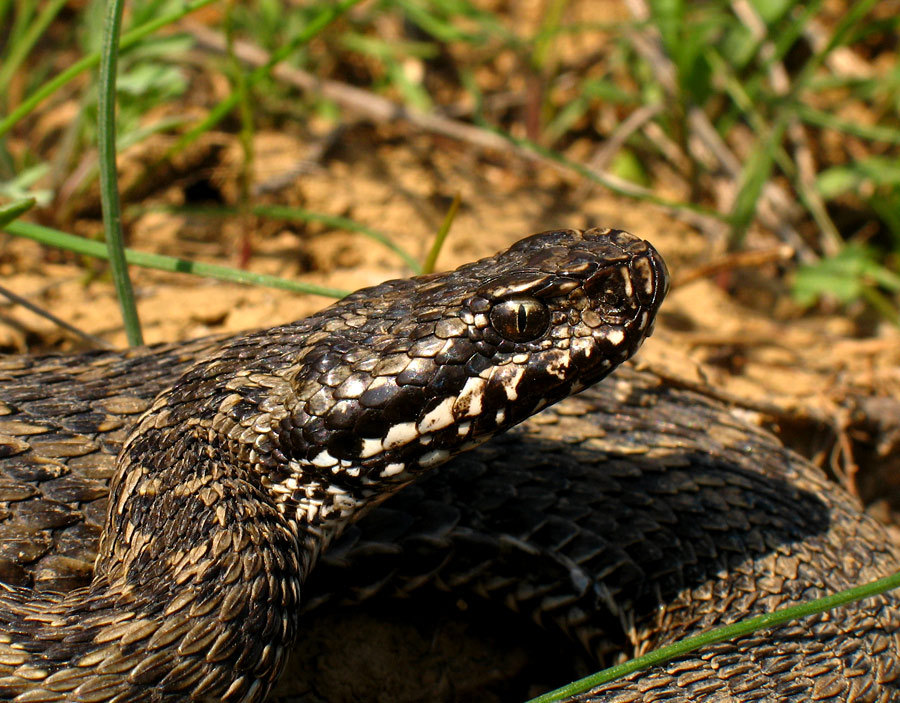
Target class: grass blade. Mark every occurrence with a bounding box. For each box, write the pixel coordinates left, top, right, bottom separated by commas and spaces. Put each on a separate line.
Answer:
728, 118, 787, 247
0, 0, 68, 94
528, 568, 900, 702
164, 0, 365, 161
422, 193, 461, 274
3, 220, 347, 299
0, 0, 218, 139
0, 198, 36, 228
136, 204, 421, 273
98, 0, 142, 346
0, 282, 114, 349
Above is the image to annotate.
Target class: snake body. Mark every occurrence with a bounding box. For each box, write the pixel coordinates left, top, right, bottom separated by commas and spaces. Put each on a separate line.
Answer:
1, 229, 899, 702
296, 365, 900, 702
0, 228, 669, 701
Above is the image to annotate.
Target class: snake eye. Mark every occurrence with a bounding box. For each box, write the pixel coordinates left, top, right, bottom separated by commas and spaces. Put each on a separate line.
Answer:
490, 296, 550, 342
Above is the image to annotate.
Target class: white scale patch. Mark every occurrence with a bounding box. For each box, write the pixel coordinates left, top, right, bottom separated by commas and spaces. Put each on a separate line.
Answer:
359, 437, 384, 458
295, 480, 367, 526
602, 328, 625, 346
499, 364, 525, 401
454, 376, 487, 417
417, 396, 456, 433
380, 398, 461, 457
277, 474, 300, 494
310, 450, 338, 468
383, 421, 418, 450
642, 263, 654, 294
542, 349, 571, 380
621, 266, 633, 298
300, 485, 324, 524
570, 336, 595, 357
379, 462, 406, 477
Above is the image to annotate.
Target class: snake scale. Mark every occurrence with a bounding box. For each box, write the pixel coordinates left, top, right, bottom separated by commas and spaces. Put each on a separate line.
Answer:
0, 227, 898, 702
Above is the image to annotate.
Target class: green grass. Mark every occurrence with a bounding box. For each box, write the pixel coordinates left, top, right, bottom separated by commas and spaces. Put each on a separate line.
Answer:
1, 0, 900, 694
528, 565, 900, 702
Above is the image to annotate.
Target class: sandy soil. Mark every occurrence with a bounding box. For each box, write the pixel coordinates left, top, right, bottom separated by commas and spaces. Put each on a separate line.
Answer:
4, 123, 899, 518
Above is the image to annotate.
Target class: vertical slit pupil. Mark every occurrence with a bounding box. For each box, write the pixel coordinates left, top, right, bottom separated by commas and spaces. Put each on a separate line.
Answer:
517, 304, 528, 333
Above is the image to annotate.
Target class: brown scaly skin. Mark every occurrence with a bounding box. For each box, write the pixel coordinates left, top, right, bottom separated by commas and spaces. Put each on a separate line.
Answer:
292, 366, 900, 701
0, 229, 666, 702
5, 230, 899, 703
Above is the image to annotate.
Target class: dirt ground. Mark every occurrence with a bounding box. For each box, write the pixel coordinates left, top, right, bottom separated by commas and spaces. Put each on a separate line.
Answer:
4, 122, 900, 524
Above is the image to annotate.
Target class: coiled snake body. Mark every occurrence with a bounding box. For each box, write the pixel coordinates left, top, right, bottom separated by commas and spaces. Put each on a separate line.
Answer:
0, 228, 898, 702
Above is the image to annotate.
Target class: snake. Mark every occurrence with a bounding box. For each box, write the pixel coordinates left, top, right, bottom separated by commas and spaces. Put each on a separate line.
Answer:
0, 227, 897, 702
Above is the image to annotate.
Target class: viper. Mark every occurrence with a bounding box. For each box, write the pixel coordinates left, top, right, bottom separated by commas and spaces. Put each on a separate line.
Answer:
1, 228, 898, 702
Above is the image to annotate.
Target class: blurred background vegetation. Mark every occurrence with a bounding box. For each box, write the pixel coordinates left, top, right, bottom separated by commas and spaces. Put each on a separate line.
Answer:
1, 0, 899, 326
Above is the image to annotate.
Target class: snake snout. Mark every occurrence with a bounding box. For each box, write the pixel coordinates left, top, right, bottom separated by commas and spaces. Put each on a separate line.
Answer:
637, 244, 668, 339
638, 241, 669, 309
581, 231, 668, 327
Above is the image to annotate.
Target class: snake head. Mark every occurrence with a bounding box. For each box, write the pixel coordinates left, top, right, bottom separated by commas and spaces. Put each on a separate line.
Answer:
119, 229, 667, 544
445, 227, 668, 426
84, 228, 666, 701
280, 228, 668, 510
